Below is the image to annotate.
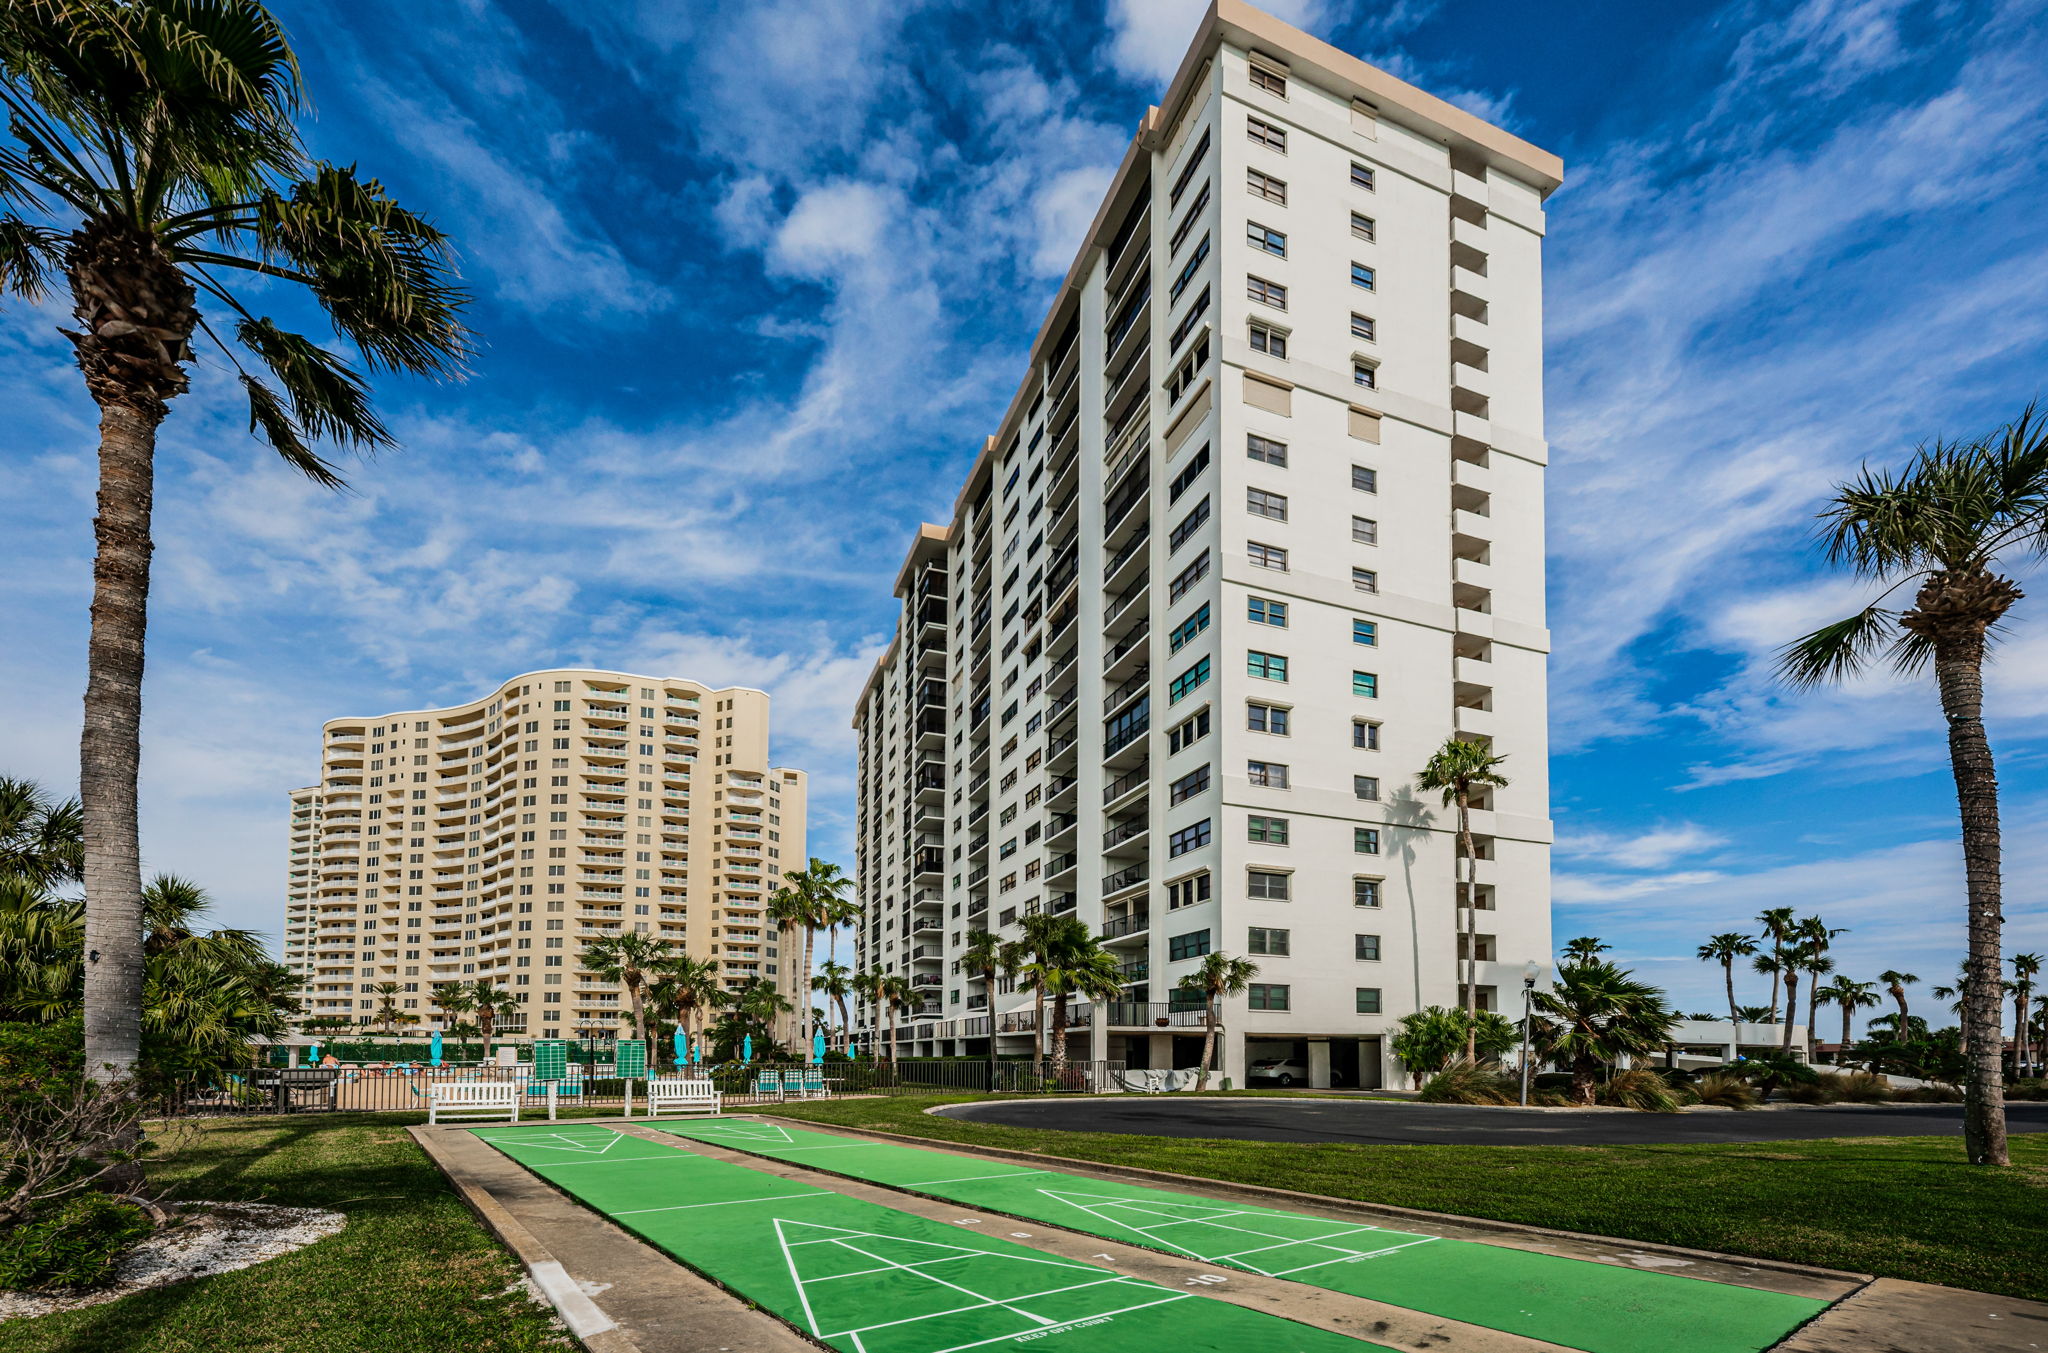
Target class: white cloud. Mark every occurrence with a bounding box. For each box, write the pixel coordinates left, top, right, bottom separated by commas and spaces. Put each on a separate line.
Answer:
1106, 0, 1328, 87
1554, 822, 1730, 869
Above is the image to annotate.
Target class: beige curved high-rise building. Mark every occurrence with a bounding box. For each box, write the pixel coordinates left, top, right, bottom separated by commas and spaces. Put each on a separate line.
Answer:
282, 668, 807, 1044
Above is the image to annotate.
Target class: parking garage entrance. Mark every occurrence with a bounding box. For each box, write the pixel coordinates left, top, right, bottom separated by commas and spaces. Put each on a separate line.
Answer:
1246, 1036, 1384, 1090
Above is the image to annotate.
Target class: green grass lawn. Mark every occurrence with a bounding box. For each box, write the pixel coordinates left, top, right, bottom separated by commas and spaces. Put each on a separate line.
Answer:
764, 1094, 2048, 1300
0, 1114, 568, 1353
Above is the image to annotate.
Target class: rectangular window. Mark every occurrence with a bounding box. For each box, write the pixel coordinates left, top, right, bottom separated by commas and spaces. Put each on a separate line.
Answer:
1168, 286, 1211, 352
1249, 983, 1290, 1011
1248, 541, 1288, 571
1168, 236, 1211, 303
1247, 432, 1288, 466
1247, 814, 1290, 845
1351, 262, 1376, 290
1168, 444, 1210, 503
1353, 671, 1378, 698
1246, 702, 1289, 735
1248, 926, 1290, 956
1353, 567, 1379, 593
1248, 651, 1288, 682
1352, 619, 1378, 645
1248, 222, 1287, 257
1169, 549, 1211, 603
1168, 819, 1212, 856
1353, 775, 1380, 801
1354, 877, 1382, 907
1354, 827, 1381, 855
1170, 657, 1211, 703
1353, 361, 1378, 390
1246, 115, 1287, 152
1355, 934, 1382, 962
1247, 760, 1289, 788
1250, 63, 1288, 97
1350, 313, 1376, 343
1169, 181, 1210, 255
1168, 708, 1211, 753
1352, 719, 1381, 750
1350, 161, 1376, 191
1169, 334, 1211, 402
1170, 496, 1211, 551
1249, 321, 1287, 359
1355, 987, 1383, 1014
1247, 275, 1287, 309
1169, 764, 1211, 805
1246, 168, 1287, 203
1167, 871, 1211, 910
1350, 212, 1376, 241
1168, 602, 1211, 652
1247, 869, 1291, 901
1169, 128, 1211, 206
1351, 465, 1377, 493
1247, 487, 1288, 520
1169, 928, 1213, 961
1248, 596, 1288, 627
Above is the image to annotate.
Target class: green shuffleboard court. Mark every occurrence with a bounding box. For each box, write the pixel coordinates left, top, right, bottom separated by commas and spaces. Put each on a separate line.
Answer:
473, 1123, 1394, 1353
653, 1117, 1830, 1353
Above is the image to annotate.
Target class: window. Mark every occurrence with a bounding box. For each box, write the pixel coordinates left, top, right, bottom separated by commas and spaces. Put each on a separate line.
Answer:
1246, 702, 1289, 735
1169, 928, 1212, 961
1248, 814, 1290, 845
1353, 671, 1378, 698
1350, 161, 1376, 191
1353, 361, 1378, 390
1248, 222, 1286, 257
1351, 465, 1377, 493
1249, 321, 1288, 359
1355, 934, 1382, 962
1169, 181, 1210, 255
1249, 61, 1288, 96
1247, 869, 1291, 901
1247, 275, 1287, 309
1355, 987, 1383, 1014
1248, 926, 1290, 956
1168, 819, 1211, 856
1169, 127, 1211, 206
1168, 602, 1211, 652
1169, 657, 1211, 703
1247, 432, 1288, 466
1169, 764, 1210, 804
1168, 236, 1211, 303
1248, 983, 1290, 1011
1248, 651, 1288, 682
1246, 115, 1287, 151
1168, 444, 1210, 503
1168, 708, 1211, 753
1353, 775, 1380, 801
1353, 567, 1379, 593
1351, 262, 1375, 290
1169, 287, 1210, 353
1350, 313, 1376, 342
1350, 211, 1376, 241
1248, 541, 1288, 571
1166, 333, 1210, 403
1170, 496, 1211, 550
1246, 168, 1287, 203
1247, 760, 1289, 788
1354, 877, 1382, 907
1248, 596, 1288, 627
1354, 827, 1381, 855
1247, 487, 1288, 520
1352, 619, 1378, 645
1352, 719, 1381, 750
1169, 549, 1211, 602
1168, 871, 1211, 910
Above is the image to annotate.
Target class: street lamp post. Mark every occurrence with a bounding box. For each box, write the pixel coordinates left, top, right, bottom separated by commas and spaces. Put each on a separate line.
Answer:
1519, 960, 1541, 1107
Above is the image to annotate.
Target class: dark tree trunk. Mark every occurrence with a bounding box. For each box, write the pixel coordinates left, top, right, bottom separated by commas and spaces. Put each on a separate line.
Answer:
1781, 970, 1799, 1054
1457, 790, 1477, 1060
1724, 960, 1739, 1026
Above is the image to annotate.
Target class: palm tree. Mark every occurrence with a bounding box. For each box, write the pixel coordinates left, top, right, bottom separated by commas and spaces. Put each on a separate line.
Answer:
765, 881, 813, 1045
1793, 916, 1845, 1057
766, 857, 856, 1050
0, 2, 470, 1089
866, 970, 909, 1064
1750, 952, 1783, 1022
0, 777, 83, 887
959, 929, 1009, 1081
1737, 1004, 1775, 1023
1814, 976, 1880, 1056
2010, 952, 2041, 1076
1879, 970, 1919, 1028
580, 931, 670, 1043
1778, 408, 2048, 1166
650, 953, 723, 1056
1777, 940, 1816, 1056
1178, 952, 1259, 1089
1011, 915, 1121, 1083
467, 979, 512, 1047
368, 981, 402, 1034
811, 960, 854, 1049
1753, 908, 1797, 1020
1416, 738, 1510, 1058
1559, 936, 1611, 967
431, 983, 473, 1036
1527, 959, 1679, 1105
1697, 933, 1758, 1026
808, 859, 860, 971
732, 977, 793, 1053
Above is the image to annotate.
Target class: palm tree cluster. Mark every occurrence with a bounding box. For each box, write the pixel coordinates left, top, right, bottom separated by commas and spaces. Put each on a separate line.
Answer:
767, 858, 858, 1049
575, 930, 791, 1064
1693, 910, 1849, 1055
1530, 940, 1679, 1105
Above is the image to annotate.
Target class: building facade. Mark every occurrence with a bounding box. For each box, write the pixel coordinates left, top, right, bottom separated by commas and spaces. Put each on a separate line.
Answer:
851, 0, 1560, 1089
283, 668, 807, 1042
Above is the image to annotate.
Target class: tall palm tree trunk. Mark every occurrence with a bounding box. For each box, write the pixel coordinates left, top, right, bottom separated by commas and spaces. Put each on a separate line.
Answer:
1840, 1002, 1853, 1052
1805, 977, 1820, 1059
1198, 998, 1218, 1089
1932, 637, 2008, 1165
1780, 970, 1799, 1054
982, 965, 998, 1088
1050, 994, 1070, 1081
1031, 986, 1046, 1077
628, 982, 646, 1042
1457, 791, 1478, 1060
1723, 958, 1739, 1027
801, 925, 817, 1047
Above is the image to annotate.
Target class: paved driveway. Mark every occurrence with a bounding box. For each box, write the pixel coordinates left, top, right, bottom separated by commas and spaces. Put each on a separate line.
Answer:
937, 1095, 2048, 1146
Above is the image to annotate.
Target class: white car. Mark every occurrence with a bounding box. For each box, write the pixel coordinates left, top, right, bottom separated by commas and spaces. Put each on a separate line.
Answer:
1246, 1057, 1310, 1086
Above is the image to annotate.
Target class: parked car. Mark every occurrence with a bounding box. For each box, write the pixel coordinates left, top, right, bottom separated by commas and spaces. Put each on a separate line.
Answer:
1247, 1057, 1310, 1086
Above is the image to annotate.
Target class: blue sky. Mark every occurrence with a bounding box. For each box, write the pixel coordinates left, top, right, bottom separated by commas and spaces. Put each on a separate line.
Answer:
3, 0, 2045, 1032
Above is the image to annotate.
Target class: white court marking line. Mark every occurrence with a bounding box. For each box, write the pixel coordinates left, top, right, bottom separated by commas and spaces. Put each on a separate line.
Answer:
1040, 1190, 1421, 1270
1259, 1237, 1440, 1278
907, 1170, 1052, 1187
919, 1295, 1188, 1353
613, 1192, 833, 1217
482, 1130, 624, 1155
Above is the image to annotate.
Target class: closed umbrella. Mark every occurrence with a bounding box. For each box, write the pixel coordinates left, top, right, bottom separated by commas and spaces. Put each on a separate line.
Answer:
307, 1042, 320, 1066
812, 1029, 825, 1064
429, 1029, 443, 1068
741, 1033, 753, 1063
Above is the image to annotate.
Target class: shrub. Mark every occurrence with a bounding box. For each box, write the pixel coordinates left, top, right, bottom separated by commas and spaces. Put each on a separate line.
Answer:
1690, 1071, 1761, 1108
1833, 1070, 1893, 1103
1779, 1076, 1841, 1104
1418, 1058, 1519, 1105
1895, 1083, 1963, 1103
1530, 1089, 1574, 1107
2005, 1079, 2048, 1102
1596, 1068, 1682, 1112
0, 1193, 154, 1293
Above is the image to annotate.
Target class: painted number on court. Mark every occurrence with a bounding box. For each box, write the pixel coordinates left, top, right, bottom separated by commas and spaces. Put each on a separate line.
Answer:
1185, 1273, 1229, 1286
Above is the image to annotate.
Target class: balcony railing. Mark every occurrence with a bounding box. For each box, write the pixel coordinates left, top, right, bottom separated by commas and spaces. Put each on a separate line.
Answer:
1102, 862, 1149, 894
1100, 909, 1151, 939
1103, 665, 1150, 713
1102, 522, 1151, 580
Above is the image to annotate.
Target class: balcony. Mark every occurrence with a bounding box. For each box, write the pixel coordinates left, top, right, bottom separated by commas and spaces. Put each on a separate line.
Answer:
1103, 665, 1149, 715
1102, 811, 1149, 855
1101, 862, 1148, 897
1100, 909, 1150, 941
1096, 1000, 1206, 1028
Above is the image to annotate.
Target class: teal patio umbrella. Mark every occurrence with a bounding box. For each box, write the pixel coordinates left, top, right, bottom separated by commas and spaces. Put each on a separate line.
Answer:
812, 1029, 825, 1064
741, 1033, 753, 1063
672, 1028, 685, 1069
429, 1029, 443, 1067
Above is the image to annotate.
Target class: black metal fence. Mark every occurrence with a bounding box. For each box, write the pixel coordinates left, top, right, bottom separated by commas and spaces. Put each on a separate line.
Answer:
160, 1057, 1126, 1118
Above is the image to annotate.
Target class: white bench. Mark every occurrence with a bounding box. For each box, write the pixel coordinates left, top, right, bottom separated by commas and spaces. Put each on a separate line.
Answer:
646, 1077, 722, 1117
427, 1081, 520, 1124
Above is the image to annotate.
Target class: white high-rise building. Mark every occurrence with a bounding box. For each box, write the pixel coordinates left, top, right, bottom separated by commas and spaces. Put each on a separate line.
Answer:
283, 668, 807, 1043
850, 0, 1560, 1089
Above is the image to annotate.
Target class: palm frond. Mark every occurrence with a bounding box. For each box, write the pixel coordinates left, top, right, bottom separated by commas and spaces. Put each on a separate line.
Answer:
238, 371, 345, 488
234, 315, 389, 448
1773, 603, 1901, 689
0, 212, 60, 298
